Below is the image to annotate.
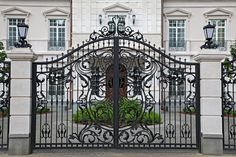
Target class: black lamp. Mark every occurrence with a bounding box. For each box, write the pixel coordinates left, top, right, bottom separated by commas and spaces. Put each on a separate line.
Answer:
201, 22, 218, 49
14, 23, 32, 48
132, 15, 136, 25
99, 14, 102, 25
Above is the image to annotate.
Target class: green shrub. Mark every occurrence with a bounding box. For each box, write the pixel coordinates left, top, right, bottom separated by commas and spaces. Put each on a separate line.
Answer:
0, 107, 8, 117
223, 40, 236, 78
73, 109, 92, 123
143, 111, 162, 125
36, 107, 50, 114
72, 98, 162, 125
0, 42, 7, 62
119, 98, 142, 124
183, 106, 196, 114
93, 99, 113, 124
224, 108, 236, 116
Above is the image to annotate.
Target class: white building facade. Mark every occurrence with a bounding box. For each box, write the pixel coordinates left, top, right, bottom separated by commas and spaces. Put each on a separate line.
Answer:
0, 0, 235, 59
0, 0, 236, 155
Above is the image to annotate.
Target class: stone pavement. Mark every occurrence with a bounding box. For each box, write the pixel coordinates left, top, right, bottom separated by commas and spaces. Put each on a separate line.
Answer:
0, 149, 235, 157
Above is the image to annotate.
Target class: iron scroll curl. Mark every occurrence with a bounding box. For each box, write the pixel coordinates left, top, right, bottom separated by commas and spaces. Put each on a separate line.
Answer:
89, 15, 145, 42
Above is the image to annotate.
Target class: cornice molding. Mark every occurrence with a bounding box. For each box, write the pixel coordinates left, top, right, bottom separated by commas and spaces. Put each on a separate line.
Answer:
1, 7, 31, 17
164, 9, 192, 18
43, 8, 69, 17
103, 3, 132, 14
203, 8, 233, 18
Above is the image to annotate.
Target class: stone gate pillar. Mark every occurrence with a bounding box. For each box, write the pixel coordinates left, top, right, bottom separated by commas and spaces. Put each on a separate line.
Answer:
194, 49, 227, 155
7, 48, 37, 155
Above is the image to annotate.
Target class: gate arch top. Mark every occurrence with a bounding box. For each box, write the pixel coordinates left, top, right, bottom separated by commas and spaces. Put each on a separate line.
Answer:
36, 15, 195, 70
32, 15, 200, 149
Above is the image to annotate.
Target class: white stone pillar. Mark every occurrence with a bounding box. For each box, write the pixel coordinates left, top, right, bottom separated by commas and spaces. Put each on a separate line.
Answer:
7, 48, 37, 155
194, 49, 227, 155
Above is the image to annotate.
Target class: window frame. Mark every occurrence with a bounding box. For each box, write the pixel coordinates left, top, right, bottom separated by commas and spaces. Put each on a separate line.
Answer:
203, 8, 233, 52
48, 18, 67, 51
48, 68, 65, 97
208, 19, 227, 50
106, 13, 129, 26
169, 77, 185, 98
7, 18, 26, 49
168, 19, 186, 52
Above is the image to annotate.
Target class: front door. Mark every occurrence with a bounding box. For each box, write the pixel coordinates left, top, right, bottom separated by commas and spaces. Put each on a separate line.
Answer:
106, 64, 127, 100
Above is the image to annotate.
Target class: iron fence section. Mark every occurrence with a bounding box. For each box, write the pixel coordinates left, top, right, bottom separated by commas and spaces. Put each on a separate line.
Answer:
32, 16, 200, 149
222, 61, 236, 150
0, 61, 10, 150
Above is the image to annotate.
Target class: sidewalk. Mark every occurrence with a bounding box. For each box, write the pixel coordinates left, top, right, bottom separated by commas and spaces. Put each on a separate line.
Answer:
0, 149, 235, 157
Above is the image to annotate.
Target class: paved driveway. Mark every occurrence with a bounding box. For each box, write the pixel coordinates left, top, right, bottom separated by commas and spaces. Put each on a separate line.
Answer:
0, 149, 235, 157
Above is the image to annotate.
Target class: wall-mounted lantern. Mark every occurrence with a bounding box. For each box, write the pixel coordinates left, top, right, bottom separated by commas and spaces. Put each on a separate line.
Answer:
132, 15, 136, 25
99, 14, 102, 25
200, 22, 218, 49
14, 23, 32, 48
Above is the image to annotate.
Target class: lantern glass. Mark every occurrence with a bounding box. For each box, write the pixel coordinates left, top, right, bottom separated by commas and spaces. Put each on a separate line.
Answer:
203, 22, 215, 40
17, 23, 29, 39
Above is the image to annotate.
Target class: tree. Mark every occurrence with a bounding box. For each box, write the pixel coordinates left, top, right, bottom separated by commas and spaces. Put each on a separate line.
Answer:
0, 42, 7, 62
223, 40, 236, 78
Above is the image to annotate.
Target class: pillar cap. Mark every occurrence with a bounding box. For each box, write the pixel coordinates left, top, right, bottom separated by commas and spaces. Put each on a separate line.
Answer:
8, 48, 38, 61
194, 49, 227, 62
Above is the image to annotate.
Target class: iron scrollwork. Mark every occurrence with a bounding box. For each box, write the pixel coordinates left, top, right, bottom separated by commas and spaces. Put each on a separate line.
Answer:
222, 59, 236, 149
0, 62, 10, 149
89, 15, 145, 42
33, 15, 199, 149
41, 123, 51, 138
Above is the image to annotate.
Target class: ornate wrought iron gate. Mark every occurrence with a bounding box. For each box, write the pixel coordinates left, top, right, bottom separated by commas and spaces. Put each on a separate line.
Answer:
0, 61, 10, 150
32, 16, 200, 149
222, 60, 236, 150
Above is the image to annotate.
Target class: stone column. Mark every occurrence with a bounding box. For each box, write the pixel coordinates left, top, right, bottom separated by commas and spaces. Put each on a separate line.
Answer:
7, 48, 37, 155
194, 49, 227, 155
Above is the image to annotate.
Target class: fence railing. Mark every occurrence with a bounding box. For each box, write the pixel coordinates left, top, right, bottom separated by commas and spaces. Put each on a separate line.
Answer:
0, 61, 10, 150
222, 60, 236, 150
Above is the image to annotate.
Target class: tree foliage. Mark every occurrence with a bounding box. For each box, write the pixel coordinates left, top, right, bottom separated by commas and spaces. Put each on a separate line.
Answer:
223, 40, 236, 79
230, 40, 236, 59
0, 42, 7, 62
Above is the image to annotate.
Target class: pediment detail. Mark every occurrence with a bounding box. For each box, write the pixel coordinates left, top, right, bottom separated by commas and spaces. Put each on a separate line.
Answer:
204, 8, 233, 18
43, 8, 69, 17
1, 7, 30, 16
103, 3, 132, 13
164, 9, 191, 18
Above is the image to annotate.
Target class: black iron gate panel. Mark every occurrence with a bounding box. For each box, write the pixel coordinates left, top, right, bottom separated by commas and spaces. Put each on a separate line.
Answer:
32, 16, 200, 149
117, 37, 200, 148
32, 38, 116, 148
0, 61, 10, 150
222, 60, 236, 150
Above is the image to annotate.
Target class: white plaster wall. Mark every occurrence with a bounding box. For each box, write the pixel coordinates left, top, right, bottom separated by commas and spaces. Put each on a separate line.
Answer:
72, 0, 162, 47
163, 0, 236, 59
0, 0, 70, 56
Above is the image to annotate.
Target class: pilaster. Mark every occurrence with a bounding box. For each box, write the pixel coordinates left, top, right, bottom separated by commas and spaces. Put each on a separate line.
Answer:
194, 49, 227, 155
7, 48, 37, 155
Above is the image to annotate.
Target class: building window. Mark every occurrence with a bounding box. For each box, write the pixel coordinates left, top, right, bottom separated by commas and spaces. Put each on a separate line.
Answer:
169, 69, 185, 98
48, 19, 66, 51
169, 80, 185, 98
108, 15, 126, 22
209, 19, 226, 49
49, 68, 65, 97
168, 20, 186, 51
7, 18, 25, 50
